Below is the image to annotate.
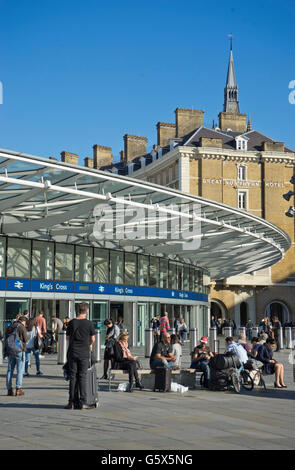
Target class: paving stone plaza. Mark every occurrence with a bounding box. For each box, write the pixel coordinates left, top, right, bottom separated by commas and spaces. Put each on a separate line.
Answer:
0, 342, 294, 451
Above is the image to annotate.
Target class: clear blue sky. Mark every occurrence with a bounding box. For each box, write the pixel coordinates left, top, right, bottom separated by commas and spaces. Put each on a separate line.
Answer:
0, 0, 294, 164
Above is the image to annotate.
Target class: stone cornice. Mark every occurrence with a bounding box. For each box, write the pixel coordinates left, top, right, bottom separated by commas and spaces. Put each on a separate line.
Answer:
130, 145, 295, 179
178, 146, 295, 164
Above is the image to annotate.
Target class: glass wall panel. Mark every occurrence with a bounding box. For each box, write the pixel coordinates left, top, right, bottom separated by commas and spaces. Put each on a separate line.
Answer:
94, 248, 109, 283
169, 261, 177, 289
177, 263, 183, 290
7, 237, 31, 278
32, 240, 54, 280
149, 257, 159, 288
194, 268, 201, 292
189, 267, 195, 292
138, 255, 149, 286
92, 301, 108, 344
203, 273, 211, 294
159, 259, 168, 289
75, 246, 92, 282
183, 266, 190, 291
125, 253, 137, 286
0, 298, 4, 337
0, 236, 6, 277
55, 243, 74, 282
110, 251, 124, 284
137, 303, 149, 346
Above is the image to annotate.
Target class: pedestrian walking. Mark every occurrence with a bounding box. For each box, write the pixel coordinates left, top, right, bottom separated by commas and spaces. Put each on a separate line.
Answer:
35, 310, 47, 334
24, 318, 43, 376
245, 319, 254, 340
271, 316, 282, 352
178, 318, 188, 345
5, 315, 28, 396
159, 312, 170, 340
51, 315, 63, 352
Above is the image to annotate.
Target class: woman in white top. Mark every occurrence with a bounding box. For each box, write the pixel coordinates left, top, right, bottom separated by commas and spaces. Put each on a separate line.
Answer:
170, 334, 182, 368
178, 318, 188, 345
24, 318, 43, 376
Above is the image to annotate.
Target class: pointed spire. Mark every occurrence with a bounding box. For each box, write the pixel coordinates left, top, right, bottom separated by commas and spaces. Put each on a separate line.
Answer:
224, 36, 240, 114
247, 113, 252, 132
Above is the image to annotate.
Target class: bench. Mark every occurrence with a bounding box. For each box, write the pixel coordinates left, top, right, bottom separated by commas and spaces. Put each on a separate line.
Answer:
107, 368, 203, 391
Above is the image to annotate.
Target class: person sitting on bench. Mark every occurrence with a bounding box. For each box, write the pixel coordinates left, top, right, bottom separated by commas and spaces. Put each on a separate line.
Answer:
256, 338, 287, 388
190, 336, 213, 388
115, 332, 144, 393
150, 332, 176, 370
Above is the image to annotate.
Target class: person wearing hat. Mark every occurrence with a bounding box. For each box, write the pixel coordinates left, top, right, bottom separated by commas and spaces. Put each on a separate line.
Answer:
190, 336, 213, 388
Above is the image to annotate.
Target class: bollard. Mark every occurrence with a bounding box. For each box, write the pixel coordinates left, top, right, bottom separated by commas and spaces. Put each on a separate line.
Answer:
238, 327, 246, 337
93, 329, 101, 363
251, 327, 259, 337
209, 327, 217, 352
214, 339, 220, 354
189, 328, 198, 352
278, 328, 284, 350
285, 327, 292, 349
57, 331, 68, 365
145, 328, 154, 358
223, 327, 232, 338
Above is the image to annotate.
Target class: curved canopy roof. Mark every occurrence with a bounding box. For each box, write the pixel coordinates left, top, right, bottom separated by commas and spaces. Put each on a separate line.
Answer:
0, 148, 291, 280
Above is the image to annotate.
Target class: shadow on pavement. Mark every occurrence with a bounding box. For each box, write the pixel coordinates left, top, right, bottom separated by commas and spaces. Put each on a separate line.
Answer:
0, 403, 66, 409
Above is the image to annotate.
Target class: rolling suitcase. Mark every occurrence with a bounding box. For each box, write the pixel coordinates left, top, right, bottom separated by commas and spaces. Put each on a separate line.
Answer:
85, 362, 99, 408
154, 367, 171, 392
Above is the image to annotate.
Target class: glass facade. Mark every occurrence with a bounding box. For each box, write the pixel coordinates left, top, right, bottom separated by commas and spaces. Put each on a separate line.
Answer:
32, 240, 54, 280
55, 243, 74, 281
159, 259, 168, 289
149, 257, 159, 288
75, 245, 92, 282
125, 253, 137, 286
0, 237, 6, 277
93, 248, 109, 283
138, 254, 149, 287
169, 261, 177, 289
110, 251, 124, 284
7, 238, 31, 279
0, 236, 210, 294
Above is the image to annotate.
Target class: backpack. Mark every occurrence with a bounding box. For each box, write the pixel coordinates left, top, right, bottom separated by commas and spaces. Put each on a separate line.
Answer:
209, 369, 230, 391
5, 324, 24, 356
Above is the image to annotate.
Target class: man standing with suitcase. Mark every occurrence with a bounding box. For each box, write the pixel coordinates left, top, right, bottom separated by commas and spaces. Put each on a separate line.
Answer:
65, 302, 95, 410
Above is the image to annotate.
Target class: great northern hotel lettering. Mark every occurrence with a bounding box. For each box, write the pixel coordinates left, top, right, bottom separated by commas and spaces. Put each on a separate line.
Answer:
202, 178, 284, 188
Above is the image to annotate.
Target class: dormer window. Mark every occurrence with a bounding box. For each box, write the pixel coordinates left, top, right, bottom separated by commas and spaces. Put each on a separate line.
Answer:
127, 162, 134, 175
235, 135, 248, 151
140, 156, 146, 168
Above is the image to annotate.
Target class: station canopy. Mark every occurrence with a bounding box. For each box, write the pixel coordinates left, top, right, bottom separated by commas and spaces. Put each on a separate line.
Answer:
0, 148, 291, 280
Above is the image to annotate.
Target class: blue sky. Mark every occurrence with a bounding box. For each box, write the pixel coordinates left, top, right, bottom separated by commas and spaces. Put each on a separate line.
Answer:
0, 0, 294, 164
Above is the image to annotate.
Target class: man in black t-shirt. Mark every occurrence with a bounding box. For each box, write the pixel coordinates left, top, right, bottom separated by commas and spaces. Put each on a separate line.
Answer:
65, 302, 95, 410
150, 332, 176, 370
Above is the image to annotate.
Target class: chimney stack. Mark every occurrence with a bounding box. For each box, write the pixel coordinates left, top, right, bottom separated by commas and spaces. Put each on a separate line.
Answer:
93, 145, 113, 169
157, 122, 176, 147
61, 151, 79, 166
175, 108, 204, 138
123, 134, 148, 162
84, 157, 94, 168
